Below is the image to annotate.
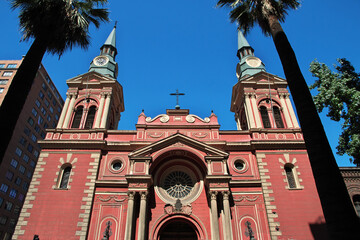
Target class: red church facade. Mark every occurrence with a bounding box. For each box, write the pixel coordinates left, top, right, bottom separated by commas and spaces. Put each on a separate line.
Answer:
13, 28, 327, 240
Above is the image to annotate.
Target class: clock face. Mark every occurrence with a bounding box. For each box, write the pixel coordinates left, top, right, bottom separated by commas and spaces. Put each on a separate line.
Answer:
94, 56, 109, 66
245, 57, 262, 68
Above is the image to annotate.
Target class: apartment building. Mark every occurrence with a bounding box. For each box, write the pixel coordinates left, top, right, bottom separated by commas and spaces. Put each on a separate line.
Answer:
0, 59, 64, 239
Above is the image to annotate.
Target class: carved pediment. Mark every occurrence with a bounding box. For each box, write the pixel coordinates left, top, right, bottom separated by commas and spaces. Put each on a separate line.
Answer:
66, 71, 117, 87
129, 133, 228, 158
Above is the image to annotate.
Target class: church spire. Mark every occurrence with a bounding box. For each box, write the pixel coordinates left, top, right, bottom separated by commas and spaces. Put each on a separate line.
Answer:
89, 24, 119, 79
236, 29, 266, 80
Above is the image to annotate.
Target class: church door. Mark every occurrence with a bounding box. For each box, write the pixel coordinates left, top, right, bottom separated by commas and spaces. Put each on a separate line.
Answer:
159, 221, 198, 240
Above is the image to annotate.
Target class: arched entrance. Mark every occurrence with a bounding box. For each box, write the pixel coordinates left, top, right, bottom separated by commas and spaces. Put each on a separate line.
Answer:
159, 220, 198, 240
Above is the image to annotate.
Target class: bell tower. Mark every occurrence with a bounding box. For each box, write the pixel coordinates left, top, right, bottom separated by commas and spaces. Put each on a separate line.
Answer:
231, 30, 299, 130
56, 25, 124, 130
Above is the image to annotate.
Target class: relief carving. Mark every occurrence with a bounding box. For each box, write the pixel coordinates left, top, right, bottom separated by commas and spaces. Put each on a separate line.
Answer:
97, 196, 126, 202
234, 196, 259, 202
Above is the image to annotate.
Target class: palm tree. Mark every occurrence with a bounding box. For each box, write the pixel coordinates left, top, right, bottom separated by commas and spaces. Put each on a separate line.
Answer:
0, 0, 109, 162
217, 0, 360, 238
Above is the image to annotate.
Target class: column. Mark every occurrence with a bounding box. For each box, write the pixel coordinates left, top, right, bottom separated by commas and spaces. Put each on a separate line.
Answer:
285, 94, 300, 128
57, 93, 71, 128
94, 93, 106, 128
100, 93, 111, 128
251, 95, 262, 128
222, 191, 232, 240
279, 94, 293, 128
124, 192, 135, 240
137, 191, 148, 240
63, 93, 76, 128
244, 94, 256, 129
210, 191, 220, 240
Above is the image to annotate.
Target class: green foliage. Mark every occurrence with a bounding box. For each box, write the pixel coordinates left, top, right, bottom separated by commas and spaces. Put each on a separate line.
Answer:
11, 0, 109, 56
310, 59, 360, 165
216, 0, 300, 35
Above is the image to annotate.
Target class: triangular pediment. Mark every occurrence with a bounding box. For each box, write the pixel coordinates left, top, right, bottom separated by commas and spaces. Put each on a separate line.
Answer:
240, 71, 287, 85
129, 133, 228, 158
66, 71, 117, 87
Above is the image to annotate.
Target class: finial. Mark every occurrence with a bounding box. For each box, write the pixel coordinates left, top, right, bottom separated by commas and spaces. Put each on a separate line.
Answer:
114, 21, 117, 28
170, 89, 185, 110
142, 109, 144, 113
211, 110, 213, 113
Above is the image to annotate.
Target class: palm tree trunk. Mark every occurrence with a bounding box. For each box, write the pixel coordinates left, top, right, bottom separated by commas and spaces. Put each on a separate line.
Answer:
0, 37, 47, 163
267, 15, 360, 239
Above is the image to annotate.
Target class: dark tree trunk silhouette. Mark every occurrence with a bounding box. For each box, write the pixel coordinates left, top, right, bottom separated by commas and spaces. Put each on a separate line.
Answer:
0, 37, 47, 163
268, 15, 360, 239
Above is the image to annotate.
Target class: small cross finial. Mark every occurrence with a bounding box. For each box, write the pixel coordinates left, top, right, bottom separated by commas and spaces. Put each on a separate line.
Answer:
170, 89, 185, 109
114, 21, 118, 28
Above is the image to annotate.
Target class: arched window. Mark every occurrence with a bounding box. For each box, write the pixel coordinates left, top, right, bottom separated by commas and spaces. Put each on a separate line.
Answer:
353, 195, 360, 216
84, 106, 96, 129
284, 164, 297, 189
71, 106, 83, 128
59, 166, 71, 189
260, 106, 271, 128
273, 107, 284, 128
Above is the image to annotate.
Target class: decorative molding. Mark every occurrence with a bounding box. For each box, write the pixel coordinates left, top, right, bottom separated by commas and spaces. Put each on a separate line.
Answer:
186, 114, 210, 123
97, 196, 126, 202
192, 132, 208, 138
234, 196, 259, 202
148, 132, 164, 138
163, 203, 192, 216
145, 114, 169, 123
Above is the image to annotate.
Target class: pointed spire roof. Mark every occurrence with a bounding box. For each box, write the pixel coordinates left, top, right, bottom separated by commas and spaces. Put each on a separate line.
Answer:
104, 24, 116, 48
88, 24, 119, 79
237, 30, 251, 50
236, 29, 266, 80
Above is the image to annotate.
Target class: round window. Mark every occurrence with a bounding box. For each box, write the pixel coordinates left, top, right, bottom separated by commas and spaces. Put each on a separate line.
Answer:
163, 171, 194, 199
111, 161, 123, 171
234, 160, 245, 171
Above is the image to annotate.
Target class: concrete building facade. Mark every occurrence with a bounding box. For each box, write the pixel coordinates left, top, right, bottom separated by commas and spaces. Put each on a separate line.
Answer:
0, 59, 64, 239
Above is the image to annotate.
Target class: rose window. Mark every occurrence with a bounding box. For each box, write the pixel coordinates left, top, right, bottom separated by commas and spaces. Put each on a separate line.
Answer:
163, 171, 194, 199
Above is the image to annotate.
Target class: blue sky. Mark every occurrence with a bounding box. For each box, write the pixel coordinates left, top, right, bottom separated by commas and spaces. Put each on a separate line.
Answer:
1, 0, 359, 166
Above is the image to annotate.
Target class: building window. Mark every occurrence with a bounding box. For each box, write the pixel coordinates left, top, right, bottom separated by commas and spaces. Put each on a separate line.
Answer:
40, 131, 46, 139
26, 171, 32, 179
23, 154, 30, 163
9, 218, 16, 228
5, 171, 14, 181
0, 88, 4, 93
2, 71, 13, 76
41, 107, 46, 115
0, 64, 5, 68
0, 184, 9, 193
31, 108, 38, 117
39, 91, 44, 99
30, 160, 36, 168
33, 150, 39, 158
35, 99, 41, 108
7, 64, 17, 68
47, 114, 51, 122
49, 106, 54, 113
18, 193, 24, 202
47, 91, 53, 99
0, 197, 3, 207
42, 82, 47, 91
27, 117, 34, 126
273, 107, 284, 128
284, 164, 297, 189
19, 165, 26, 175
84, 106, 96, 129
19, 137, 27, 146
9, 189, 17, 199
59, 166, 72, 189
71, 106, 83, 128
27, 144, 33, 153
0, 216, 7, 225
14, 205, 21, 215
24, 127, 30, 136
15, 177, 21, 186
15, 147, 22, 157
10, 159, 18, 169
34, 125, 41, 133
38, 116, 44, 125
0, 80, 8, 85
5, 201, 13, 211
31, 134, 37, 143
260, 106, 271, 128
44, 98, 49, 107
22, 182, 29, 191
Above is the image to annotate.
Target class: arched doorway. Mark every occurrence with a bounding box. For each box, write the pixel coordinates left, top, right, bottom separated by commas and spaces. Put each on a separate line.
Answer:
159, 220, 198, 240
